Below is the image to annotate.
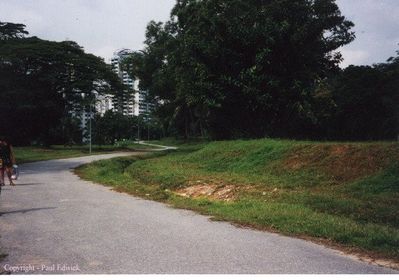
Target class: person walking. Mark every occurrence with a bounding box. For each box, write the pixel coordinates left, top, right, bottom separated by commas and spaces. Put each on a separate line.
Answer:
0, 137, 16, 187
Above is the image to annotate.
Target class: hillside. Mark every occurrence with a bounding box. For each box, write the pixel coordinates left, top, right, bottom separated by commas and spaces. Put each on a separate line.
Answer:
77, 139, 399, 264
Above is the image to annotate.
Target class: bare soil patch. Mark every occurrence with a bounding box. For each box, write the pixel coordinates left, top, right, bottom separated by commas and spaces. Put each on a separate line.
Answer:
175, 182, 254, 201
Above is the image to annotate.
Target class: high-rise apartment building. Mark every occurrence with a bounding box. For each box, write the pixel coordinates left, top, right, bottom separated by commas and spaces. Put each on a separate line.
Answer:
109, 48, 155, 118
77, 49, 157, 142
110, 48, 136, 116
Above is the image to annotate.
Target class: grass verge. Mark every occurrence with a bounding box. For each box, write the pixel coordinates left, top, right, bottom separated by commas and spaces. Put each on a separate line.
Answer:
76, 138, 399, 265
14, 143, 154, 164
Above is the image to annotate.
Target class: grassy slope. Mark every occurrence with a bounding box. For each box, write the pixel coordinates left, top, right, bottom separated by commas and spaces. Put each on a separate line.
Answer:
76, 139, 399, 260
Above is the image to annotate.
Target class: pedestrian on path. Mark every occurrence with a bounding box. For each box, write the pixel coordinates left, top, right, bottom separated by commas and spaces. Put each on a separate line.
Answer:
0, 137, 16, 187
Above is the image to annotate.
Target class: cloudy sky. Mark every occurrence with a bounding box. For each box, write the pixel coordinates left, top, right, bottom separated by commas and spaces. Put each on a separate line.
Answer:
0, 0, 398, 67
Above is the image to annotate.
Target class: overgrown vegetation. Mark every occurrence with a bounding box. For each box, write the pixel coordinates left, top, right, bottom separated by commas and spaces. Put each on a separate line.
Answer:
124, 0, 399, 141
77, 139, 399, 260
124, 0, 357, 139
122, 0, 397, 141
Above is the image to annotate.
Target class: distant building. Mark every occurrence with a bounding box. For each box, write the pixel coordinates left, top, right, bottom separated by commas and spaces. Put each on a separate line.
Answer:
136, 89, 156, 120
110, 49, 156, 118
111, 49, 136, 116
96, 93, 114, 116
76, 49, 157, 143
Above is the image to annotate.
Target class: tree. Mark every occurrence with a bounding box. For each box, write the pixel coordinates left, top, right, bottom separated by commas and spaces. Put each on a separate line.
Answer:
324, 52, 399, 140
0, 22, 123, 145
0, 21, 28, 40
92, 111, 139, 144
127, 0, 355, 139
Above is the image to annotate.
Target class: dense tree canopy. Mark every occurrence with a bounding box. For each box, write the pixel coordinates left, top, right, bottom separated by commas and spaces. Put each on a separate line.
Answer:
92, 111, 138, 145
323, 53, 399, 140
0, 21, 123, 145
0, 21, 28, 40
91, 111, 162, 145
126, 0, 355, 139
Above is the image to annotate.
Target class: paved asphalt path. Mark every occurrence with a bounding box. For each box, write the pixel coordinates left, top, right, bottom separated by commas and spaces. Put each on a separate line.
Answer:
0, 153, 396, 274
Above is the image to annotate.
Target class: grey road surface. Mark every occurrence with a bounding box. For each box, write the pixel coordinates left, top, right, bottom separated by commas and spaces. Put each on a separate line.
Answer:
0, 153, 396, 274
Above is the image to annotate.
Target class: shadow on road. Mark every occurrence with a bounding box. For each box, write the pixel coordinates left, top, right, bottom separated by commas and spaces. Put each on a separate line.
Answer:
0, 207, 56, 216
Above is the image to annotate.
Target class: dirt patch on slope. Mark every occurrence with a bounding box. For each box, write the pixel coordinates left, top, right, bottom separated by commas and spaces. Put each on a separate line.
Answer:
175, 182, 253, 201
283, 143, 399, 183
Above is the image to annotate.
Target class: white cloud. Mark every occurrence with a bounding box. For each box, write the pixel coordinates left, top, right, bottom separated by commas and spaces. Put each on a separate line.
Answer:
93, 45, 122, 63
339, 49, 370, 68
0, 0, 175, 60
336, 0, 399, 66
1, 0, 398, 66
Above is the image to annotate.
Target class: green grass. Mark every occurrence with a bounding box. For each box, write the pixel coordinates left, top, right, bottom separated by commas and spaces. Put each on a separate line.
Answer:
76, 138, 399, 260
147, 137, 209, 147
14, 143, 154, 164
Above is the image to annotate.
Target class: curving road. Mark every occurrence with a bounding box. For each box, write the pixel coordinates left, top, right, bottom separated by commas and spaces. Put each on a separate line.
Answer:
0, 153, 396, 274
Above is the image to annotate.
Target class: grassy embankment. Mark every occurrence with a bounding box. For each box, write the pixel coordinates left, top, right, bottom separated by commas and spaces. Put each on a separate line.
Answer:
76, 139, 399, 262
14, 142, 154, 164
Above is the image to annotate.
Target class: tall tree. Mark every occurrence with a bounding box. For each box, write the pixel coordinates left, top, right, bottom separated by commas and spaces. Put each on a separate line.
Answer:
324, 51, 399, 140
128, 0, 355, 139
0, 21, 28, 40
0, 22, 123, 145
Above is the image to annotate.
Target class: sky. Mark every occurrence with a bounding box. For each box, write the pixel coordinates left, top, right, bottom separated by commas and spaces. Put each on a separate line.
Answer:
0, 0, 398, 67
